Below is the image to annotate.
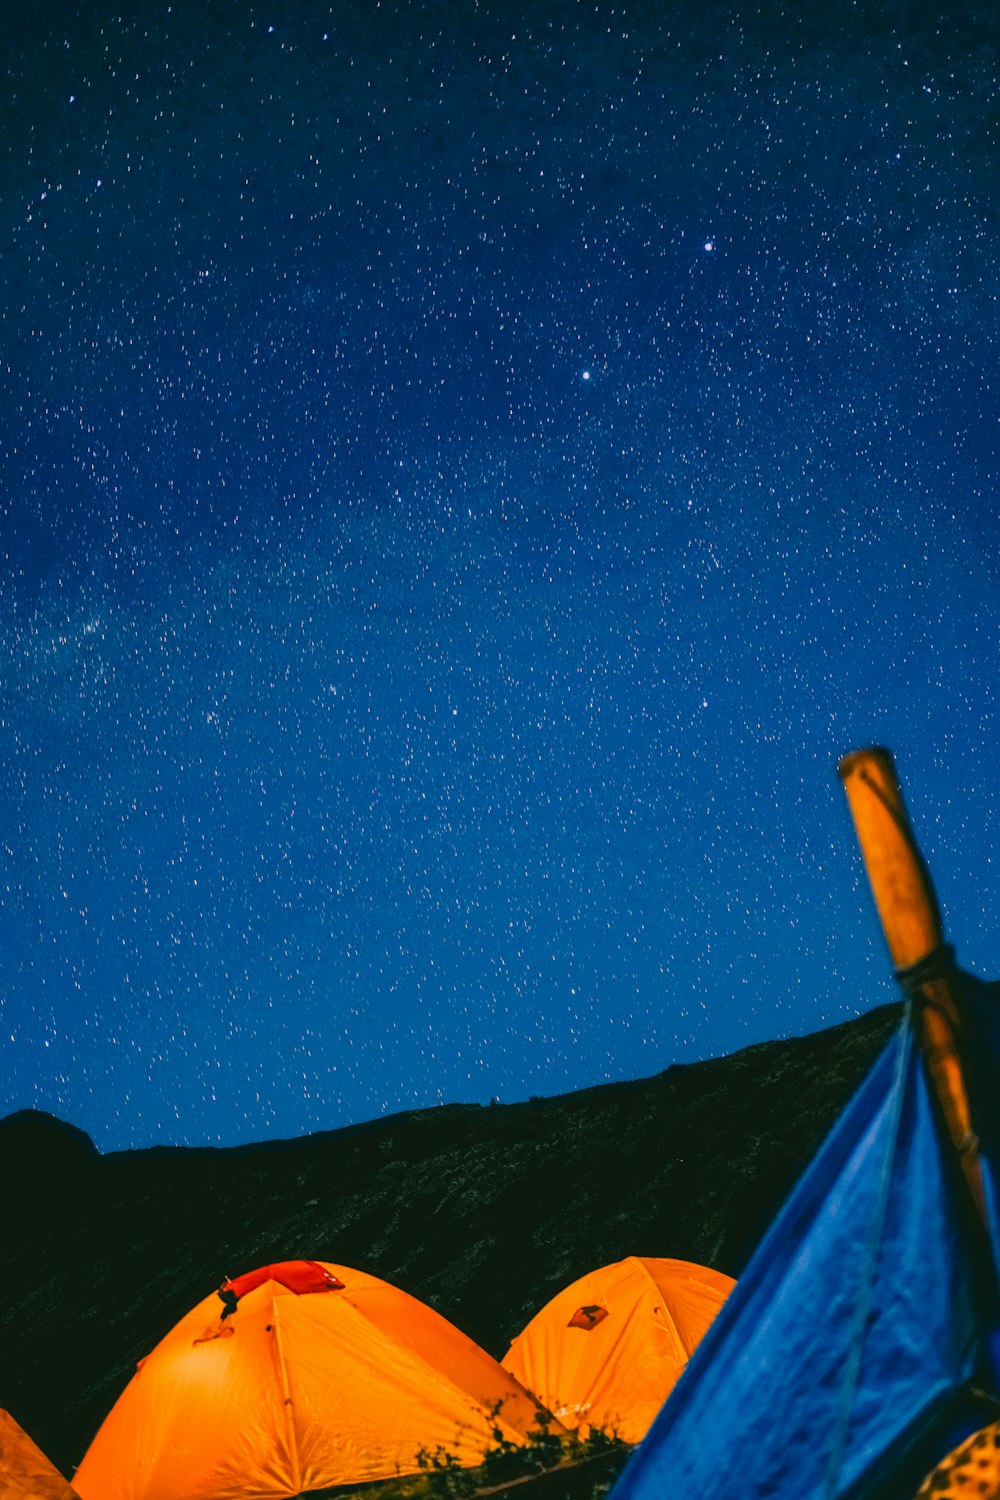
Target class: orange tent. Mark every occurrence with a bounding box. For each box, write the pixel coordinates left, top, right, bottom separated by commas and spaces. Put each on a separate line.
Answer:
73, 1260, 550, 1500
0, 1409, 81, 1500
501, 1256, 734, 1445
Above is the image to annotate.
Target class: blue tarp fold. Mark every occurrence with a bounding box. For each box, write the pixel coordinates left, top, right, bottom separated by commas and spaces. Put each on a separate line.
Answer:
613, 983, 1000, 1500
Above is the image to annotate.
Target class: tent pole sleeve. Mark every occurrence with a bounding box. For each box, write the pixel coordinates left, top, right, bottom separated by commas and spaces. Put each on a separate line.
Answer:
837, 746, 984, 1220
271, 1301, 302, 1496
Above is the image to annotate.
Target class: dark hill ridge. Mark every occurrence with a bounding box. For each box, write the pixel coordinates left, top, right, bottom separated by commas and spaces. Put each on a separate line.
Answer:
0, 1003, 900, 1479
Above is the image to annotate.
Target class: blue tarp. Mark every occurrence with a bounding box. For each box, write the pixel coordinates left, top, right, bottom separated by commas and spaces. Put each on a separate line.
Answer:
612, 983, 1000, 1500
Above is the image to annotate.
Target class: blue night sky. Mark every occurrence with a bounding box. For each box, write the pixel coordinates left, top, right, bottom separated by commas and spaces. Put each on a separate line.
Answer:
1, 0, 997, 1151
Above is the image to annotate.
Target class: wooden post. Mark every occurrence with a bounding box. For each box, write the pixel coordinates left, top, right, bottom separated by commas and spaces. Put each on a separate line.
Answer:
838, 747, 984, 1219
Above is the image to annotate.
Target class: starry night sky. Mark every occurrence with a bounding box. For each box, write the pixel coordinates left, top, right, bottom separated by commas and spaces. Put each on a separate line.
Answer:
2, 0, 997, 1151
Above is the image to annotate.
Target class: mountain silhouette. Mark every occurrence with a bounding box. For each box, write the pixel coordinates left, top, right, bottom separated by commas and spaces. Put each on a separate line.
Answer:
0, 1003, 899, 1479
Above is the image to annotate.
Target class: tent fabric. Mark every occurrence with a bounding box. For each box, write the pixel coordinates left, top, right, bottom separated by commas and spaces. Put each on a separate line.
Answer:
222, 1261, 345, 1301
502, 1257, 734, 1444
612, 1005, 1000, 1500
0, 1408, 80, 1500
914, 1420, 1000, 1498
73, 1261, 551, 1500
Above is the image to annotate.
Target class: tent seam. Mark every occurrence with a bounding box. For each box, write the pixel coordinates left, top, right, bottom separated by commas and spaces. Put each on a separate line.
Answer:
628, 1258, 688, 1364
271, 1296, 302, 1498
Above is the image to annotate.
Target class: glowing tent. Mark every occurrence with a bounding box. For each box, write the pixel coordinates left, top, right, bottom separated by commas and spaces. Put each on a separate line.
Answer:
0, 1409, 80, 1500
502, 1256, 734, 1444
73, 1260, 551, 1500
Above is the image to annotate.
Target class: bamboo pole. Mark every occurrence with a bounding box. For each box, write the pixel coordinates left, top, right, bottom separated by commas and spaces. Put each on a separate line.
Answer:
838, 747, 984, 1219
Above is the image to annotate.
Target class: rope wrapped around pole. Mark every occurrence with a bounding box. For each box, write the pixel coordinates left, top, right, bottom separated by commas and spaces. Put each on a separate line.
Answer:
837, 746, 984, 1222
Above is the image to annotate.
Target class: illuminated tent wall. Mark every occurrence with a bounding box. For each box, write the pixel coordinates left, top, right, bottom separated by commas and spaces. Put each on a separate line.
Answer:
0, 1408, 81, 1500
502, 1256, 733, 1444
73, 1260, 551, 1500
